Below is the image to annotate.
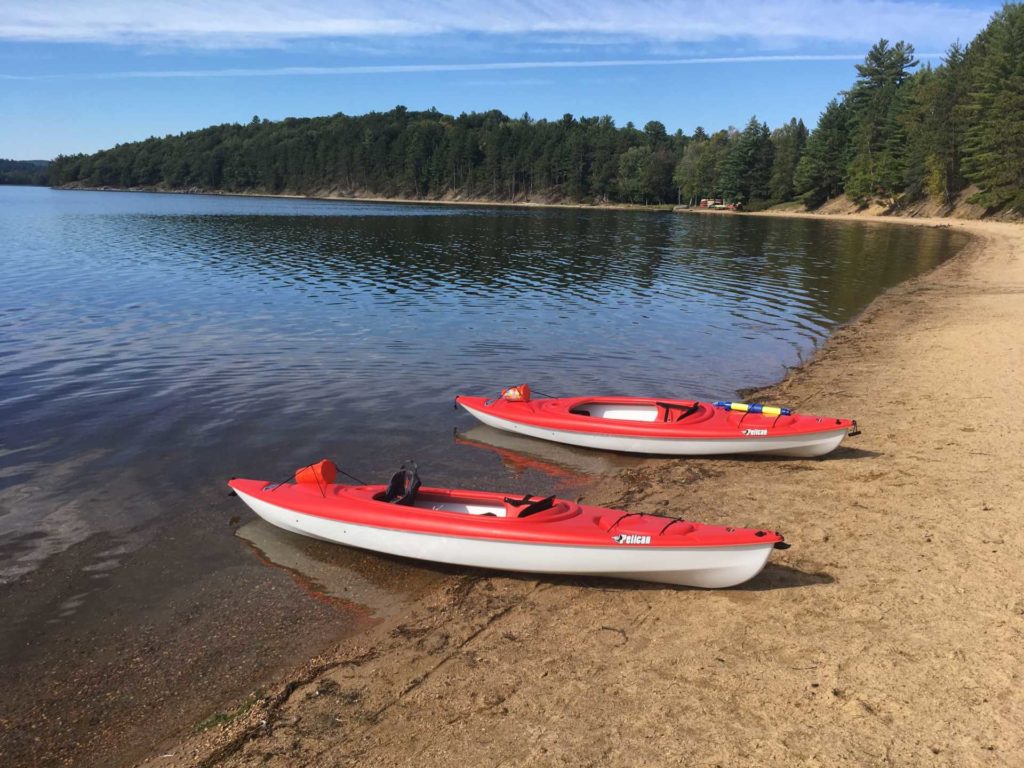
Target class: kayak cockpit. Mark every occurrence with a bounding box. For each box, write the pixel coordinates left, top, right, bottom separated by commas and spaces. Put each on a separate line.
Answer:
569, 402, 660, 421
567, 400, 710, 424
421, 499, 507, 516
370, 492, 510, 517
283, 459, 580, 521
361, 487, 578, 520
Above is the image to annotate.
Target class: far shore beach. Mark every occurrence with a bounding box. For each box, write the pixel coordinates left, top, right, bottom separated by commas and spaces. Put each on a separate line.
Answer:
56, 183, 679, 212
135, 210, 1024, 768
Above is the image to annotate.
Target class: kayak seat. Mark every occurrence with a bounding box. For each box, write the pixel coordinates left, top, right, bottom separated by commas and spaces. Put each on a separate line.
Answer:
503, 494, 557, 518
656, 401, 702, 422
383, 461, 421, 506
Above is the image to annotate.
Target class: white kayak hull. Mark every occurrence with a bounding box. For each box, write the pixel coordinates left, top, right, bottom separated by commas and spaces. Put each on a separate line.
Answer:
235, 489, 776, 589
459, 402, 847, 458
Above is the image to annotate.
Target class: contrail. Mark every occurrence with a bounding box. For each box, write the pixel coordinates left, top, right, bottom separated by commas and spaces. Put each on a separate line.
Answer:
1, 52, 943, 81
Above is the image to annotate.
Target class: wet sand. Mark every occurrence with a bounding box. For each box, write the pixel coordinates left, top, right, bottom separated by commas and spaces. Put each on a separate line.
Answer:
0, 476, 445, 768
139, 214, 1024, 767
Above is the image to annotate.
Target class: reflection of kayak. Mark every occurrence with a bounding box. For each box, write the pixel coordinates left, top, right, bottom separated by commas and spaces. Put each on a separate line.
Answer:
454, 425, 626, 485
456, 390, 857, 458
454, 429, 591, 486
229, 460, 786, 588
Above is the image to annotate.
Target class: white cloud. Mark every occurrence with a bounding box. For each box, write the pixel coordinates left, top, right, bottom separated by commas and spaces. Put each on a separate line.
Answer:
1, 53, 947, 81
0, 1, 994, 49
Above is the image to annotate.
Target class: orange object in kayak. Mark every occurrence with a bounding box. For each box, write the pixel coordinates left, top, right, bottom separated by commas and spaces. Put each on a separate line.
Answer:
500, 383, 531, 402
295, 459, 337, 486
456, 389, 858, 458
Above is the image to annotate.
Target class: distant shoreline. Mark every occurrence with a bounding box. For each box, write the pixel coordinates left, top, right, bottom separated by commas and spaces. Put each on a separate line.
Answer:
53, 184, 677, 213
53, 183, 1019, 224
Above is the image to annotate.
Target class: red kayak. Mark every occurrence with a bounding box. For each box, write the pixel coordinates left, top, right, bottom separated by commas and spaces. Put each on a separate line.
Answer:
456, 385, 857, 457
229, 460, 786, 588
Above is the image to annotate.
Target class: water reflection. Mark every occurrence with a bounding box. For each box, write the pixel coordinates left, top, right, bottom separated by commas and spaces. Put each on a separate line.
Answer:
236, 520, 435, 616
454, 425, 634, 488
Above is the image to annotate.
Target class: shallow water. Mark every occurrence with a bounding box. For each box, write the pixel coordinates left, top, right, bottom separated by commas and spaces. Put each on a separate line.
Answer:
0, 187, 969, 765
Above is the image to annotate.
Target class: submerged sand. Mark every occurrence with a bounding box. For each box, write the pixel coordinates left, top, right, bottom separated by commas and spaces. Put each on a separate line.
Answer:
145, 215, 1023, 768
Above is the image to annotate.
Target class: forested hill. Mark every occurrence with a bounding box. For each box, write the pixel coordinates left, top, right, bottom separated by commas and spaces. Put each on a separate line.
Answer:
50, 3, 1024, 214
0, 159, 50, 186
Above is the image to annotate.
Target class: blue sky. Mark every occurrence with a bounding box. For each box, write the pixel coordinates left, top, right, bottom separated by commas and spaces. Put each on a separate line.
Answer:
0, 1, 1000, 160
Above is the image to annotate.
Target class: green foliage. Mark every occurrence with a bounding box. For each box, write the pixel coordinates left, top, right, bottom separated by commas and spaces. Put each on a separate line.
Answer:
910, 44, 970, 205
673, 129, 730, 203
50, 108, 686, 205
961, 3, 1024, 212
769, 119, 808, 202
844, 39, 919, 202
0, 159, 49, 185
794, 100, 852, 207
719, 116, 774, 203
617, 145, 652, 203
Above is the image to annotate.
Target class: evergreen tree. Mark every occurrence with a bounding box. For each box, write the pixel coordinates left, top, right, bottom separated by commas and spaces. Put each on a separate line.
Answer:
794, 99, 852, 207
768, 118, 808, 202
720, 116, 774, 203
962, 3, 1024, 212
844, 39, 919, 202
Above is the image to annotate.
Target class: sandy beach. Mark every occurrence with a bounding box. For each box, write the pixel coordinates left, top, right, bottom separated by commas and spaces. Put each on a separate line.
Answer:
131, 212, 1024, 767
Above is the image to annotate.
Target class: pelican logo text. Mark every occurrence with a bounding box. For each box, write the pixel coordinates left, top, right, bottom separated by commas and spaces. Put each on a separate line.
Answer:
743, 428, 769, 436
612, 534, 651, 545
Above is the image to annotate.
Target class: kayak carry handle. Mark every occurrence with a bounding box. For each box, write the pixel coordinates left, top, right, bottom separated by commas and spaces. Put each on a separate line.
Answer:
713, 401, 792, 417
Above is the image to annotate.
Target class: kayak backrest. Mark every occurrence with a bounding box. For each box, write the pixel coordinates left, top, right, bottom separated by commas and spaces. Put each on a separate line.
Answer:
383, 461, 421, 506
655, 401, 704, 422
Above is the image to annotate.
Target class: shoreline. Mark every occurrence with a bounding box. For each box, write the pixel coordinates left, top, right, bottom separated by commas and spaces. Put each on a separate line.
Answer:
53, 184, 677, 213
143, 211, 1024, 767
53, 184, 1020, 224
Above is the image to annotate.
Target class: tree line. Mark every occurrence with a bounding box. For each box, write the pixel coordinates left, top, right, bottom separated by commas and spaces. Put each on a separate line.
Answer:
0, 159, 50, 186
48, 3, 1024, 213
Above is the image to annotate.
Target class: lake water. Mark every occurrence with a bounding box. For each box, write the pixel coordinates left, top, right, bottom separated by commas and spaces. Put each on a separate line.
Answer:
0, 186, 969, 765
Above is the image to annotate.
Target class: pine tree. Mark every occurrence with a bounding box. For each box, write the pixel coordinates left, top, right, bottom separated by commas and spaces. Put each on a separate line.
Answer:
962, 3, 1024, 212
719, 116, 774, 204
845, 39, 919, 202
769, 118, 808, 202
794, 99, 852, 207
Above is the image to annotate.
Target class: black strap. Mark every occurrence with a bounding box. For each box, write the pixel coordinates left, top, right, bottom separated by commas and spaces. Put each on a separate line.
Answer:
655, 401, 701, 422
518, 495, 556, 518
676, 401, 701, 421
607, 511, 645, 530
503, 494, 534, 507
659, 517, 688, 535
